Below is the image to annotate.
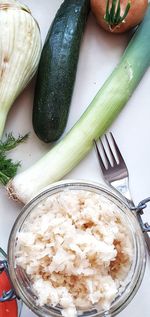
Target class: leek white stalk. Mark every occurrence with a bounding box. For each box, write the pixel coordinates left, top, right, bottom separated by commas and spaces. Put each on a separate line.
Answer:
8, 5, 150, 204
0, 0, 42, 138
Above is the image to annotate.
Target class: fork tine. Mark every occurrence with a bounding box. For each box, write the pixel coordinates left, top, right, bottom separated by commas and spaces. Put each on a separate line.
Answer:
94, 140, 106, 171
105, 134, 118, 166
100, 138, 112, 168
110, 132, 125, 163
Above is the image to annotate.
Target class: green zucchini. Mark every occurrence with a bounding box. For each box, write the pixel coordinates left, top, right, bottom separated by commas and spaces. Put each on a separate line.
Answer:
33, 0, 90, 143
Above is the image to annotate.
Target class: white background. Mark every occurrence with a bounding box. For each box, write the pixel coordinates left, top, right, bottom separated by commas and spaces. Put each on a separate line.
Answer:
0, 0, 150, 316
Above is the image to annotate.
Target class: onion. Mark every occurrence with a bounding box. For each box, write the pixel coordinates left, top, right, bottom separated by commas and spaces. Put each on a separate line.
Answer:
90, 0, 148, 33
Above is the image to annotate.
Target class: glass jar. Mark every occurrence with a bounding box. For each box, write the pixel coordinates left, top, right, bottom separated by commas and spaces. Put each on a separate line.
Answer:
7, 180, 146, 317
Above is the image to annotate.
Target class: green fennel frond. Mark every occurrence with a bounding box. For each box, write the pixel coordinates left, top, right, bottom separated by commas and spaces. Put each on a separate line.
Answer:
0, 152, 21, 185
0, 133, 29, 152
0, 133, 29, 185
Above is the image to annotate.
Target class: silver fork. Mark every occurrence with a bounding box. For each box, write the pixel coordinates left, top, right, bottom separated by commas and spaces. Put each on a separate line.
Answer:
94, 132, 150, 254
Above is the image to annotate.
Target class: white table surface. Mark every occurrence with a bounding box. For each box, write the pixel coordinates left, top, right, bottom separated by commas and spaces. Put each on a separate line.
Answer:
1, 1, 150, 316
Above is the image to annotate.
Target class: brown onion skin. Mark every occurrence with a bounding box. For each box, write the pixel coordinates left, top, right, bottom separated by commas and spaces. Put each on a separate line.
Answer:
90, 0, 148, 33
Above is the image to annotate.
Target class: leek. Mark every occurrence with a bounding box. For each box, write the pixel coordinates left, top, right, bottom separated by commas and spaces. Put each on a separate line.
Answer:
8, 5, 150, 204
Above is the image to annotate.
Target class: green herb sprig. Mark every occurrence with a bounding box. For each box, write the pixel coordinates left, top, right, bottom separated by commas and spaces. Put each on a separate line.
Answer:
0, 133, 28, 185
105, 0, 131, 29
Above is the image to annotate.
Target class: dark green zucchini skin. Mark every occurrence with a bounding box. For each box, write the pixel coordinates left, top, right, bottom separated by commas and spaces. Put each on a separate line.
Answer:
33, 0, 90, 143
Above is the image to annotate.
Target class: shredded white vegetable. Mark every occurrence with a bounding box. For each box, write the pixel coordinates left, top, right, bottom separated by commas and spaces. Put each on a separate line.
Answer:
16, 190, 133, 317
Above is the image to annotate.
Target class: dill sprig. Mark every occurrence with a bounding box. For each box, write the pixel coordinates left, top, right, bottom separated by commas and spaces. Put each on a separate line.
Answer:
0, 133, 28, 152
0, 133, 29, 185
0, 152, 21, 185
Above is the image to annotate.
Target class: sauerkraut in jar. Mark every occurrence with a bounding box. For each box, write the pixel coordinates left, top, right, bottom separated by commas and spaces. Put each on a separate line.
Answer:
8, 181, 146, 317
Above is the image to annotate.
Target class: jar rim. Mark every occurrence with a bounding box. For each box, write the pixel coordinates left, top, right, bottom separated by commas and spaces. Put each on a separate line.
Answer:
7, 179, 147, 317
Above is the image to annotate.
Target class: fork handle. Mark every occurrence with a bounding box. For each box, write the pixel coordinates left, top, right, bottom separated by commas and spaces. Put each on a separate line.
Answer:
110, 178, 150, 256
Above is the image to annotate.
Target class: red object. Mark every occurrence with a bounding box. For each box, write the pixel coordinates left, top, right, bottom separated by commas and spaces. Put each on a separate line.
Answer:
0, 271, 18, 317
